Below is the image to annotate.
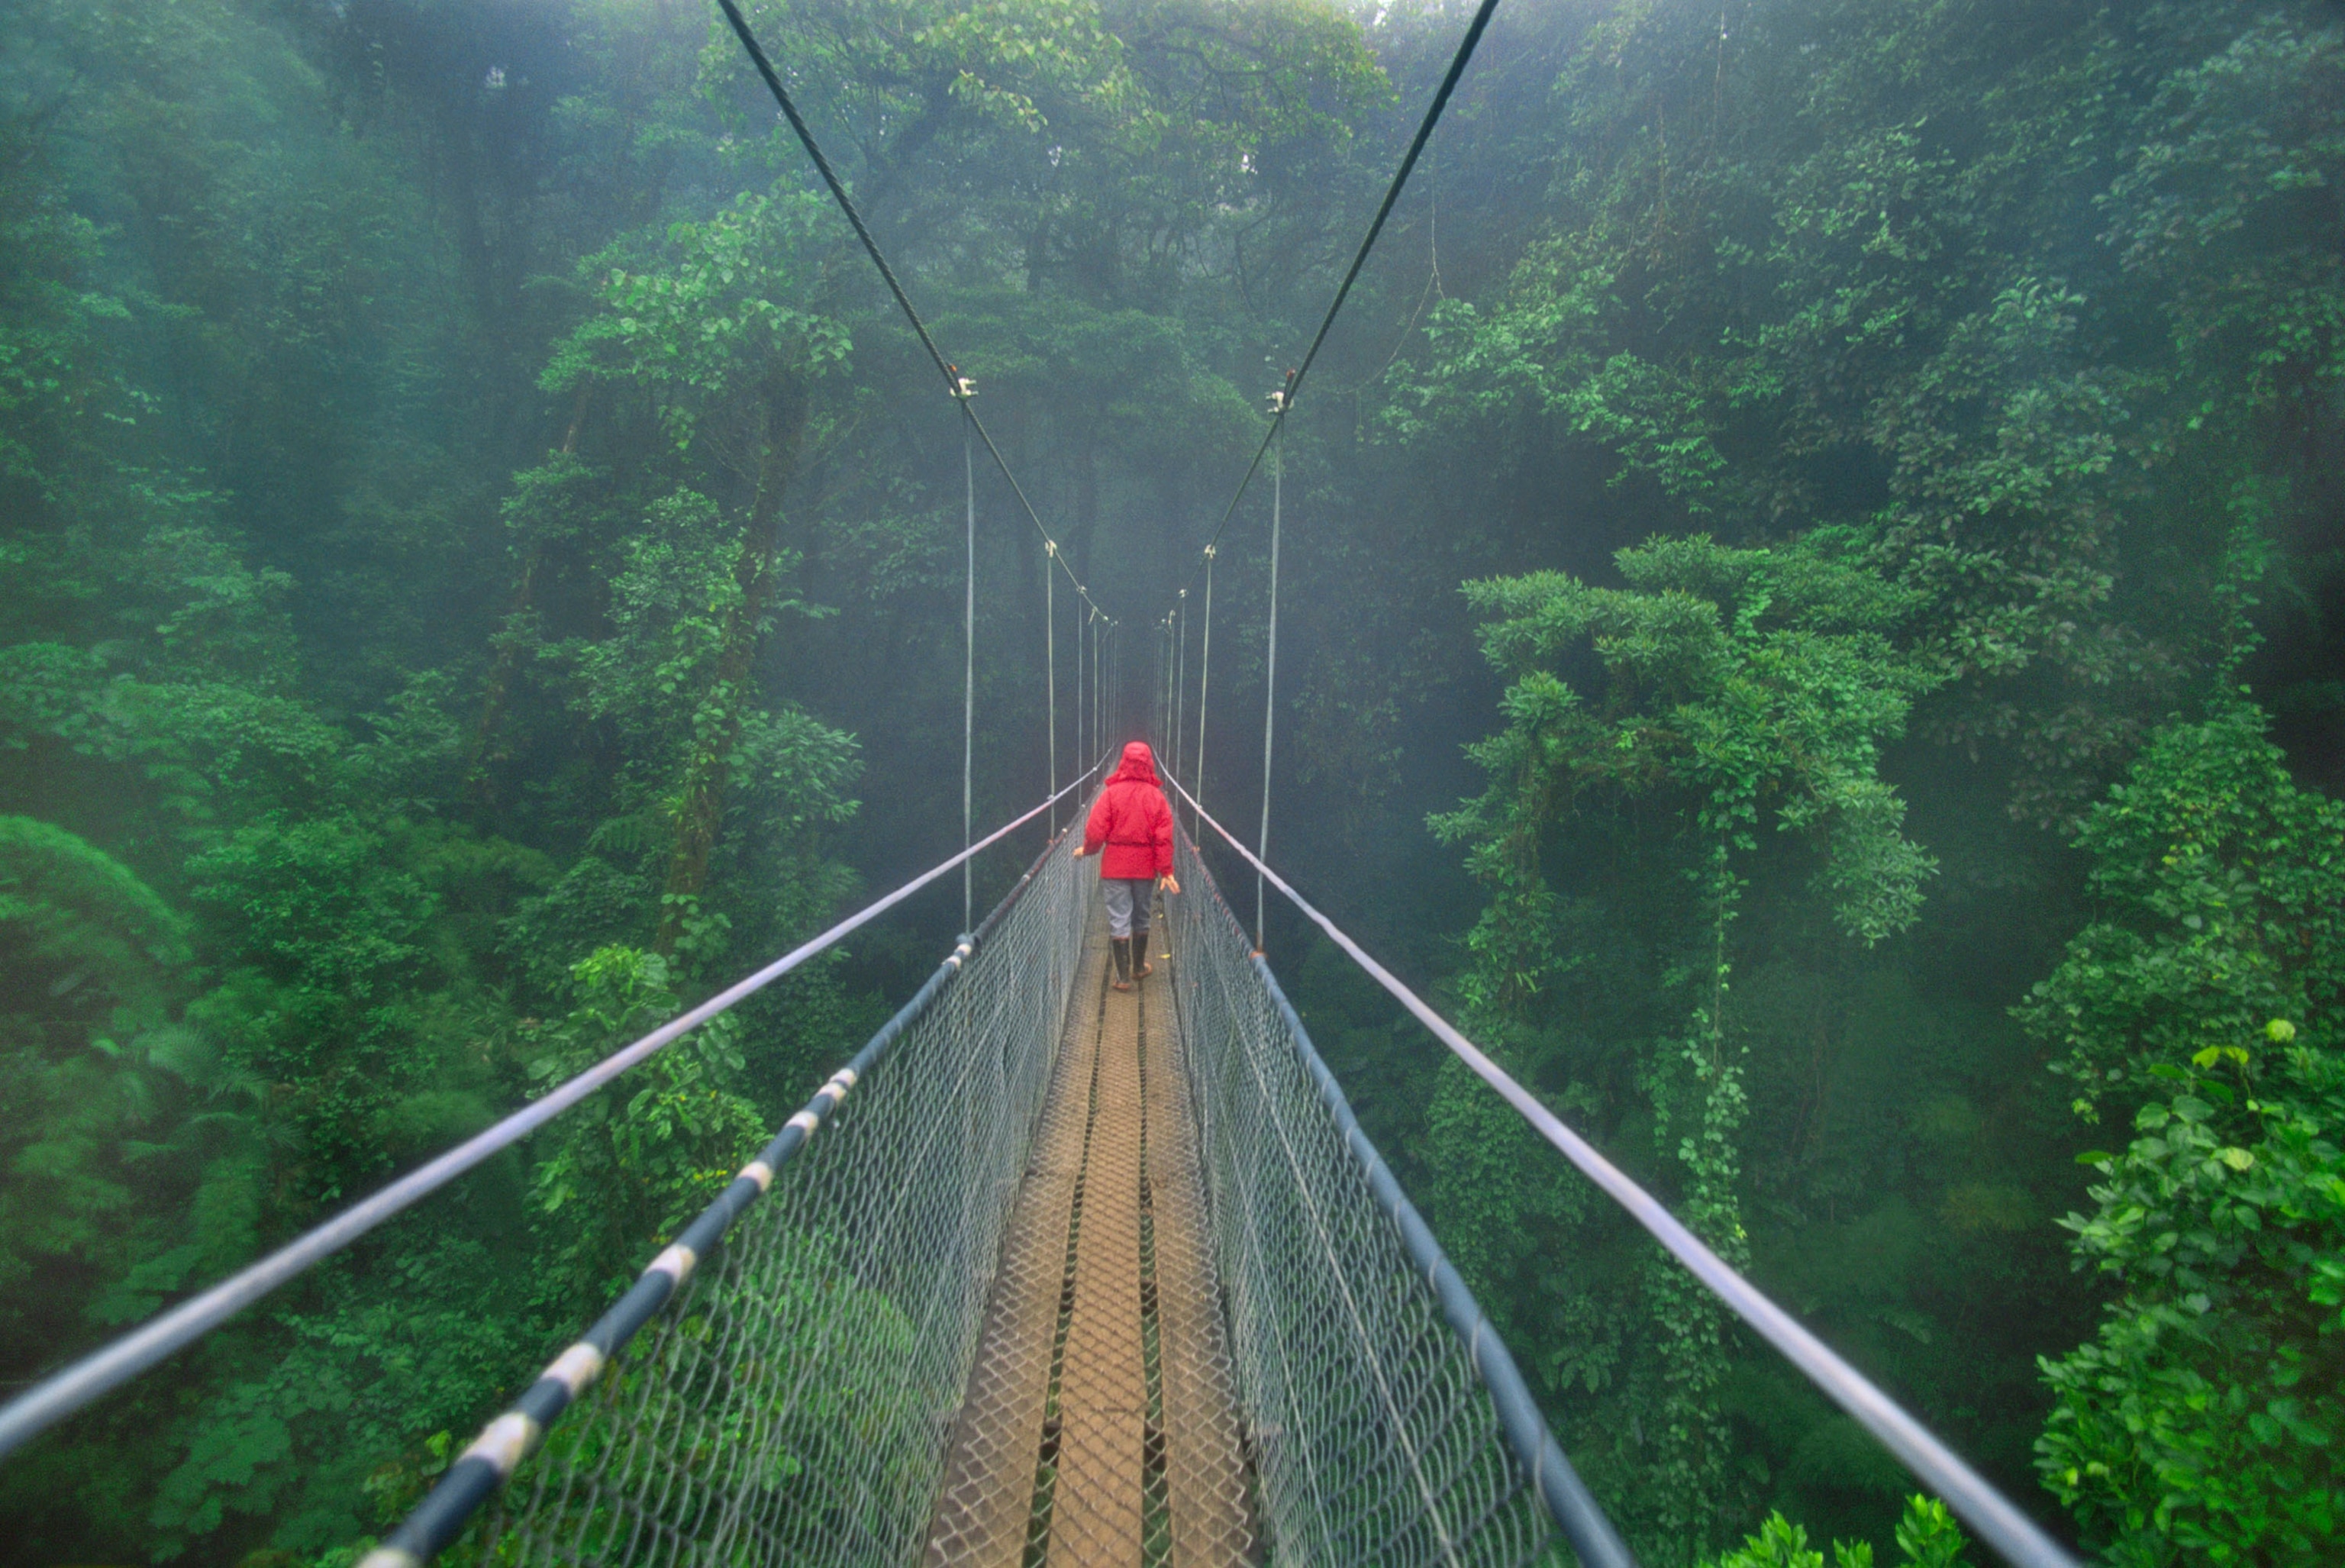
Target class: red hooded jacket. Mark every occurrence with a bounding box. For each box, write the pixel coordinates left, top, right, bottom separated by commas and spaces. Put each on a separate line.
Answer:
1083, 742, 1174, 879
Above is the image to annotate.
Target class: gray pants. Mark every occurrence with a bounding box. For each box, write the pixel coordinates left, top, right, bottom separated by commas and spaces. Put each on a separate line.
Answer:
1102, 877, 1153, 940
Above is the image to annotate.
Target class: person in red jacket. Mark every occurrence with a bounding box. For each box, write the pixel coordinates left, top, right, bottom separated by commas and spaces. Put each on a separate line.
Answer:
1076, 741, 1180, 991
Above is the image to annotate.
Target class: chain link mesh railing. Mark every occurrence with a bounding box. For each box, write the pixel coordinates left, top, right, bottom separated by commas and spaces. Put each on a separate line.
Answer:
422, 830, 1090, 1567
372, 792, 1623, 1567
1164, 826, 1621, 1568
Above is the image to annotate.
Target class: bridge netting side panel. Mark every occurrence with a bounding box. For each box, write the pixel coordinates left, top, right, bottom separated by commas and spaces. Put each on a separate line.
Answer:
438, 812, 1575, 1566
457, 836, 1088, 1566
1167, 827, 1568, 1567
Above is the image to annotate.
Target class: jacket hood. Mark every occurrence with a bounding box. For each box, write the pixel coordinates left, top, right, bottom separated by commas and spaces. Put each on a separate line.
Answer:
1109, 741, 1160, 786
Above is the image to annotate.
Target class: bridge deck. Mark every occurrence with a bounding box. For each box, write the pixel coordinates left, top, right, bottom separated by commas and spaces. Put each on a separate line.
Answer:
927, 897, 1256, 1567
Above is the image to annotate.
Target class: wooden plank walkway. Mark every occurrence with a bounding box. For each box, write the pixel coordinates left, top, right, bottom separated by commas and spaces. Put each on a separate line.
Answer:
927, 899, 1255, 1568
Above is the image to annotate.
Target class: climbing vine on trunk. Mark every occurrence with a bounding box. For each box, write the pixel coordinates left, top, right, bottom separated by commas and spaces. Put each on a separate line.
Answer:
536, 190, 849, 966
1432, 531, 1944, 1557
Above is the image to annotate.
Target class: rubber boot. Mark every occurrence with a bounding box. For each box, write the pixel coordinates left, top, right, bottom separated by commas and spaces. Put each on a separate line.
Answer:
1111, 937, 1133, 991
1131, 929, 1153, 980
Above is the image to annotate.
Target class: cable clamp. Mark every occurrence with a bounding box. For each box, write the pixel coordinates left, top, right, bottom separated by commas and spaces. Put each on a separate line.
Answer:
948, 366, 977, 400
1266, 388, 1288, 414
1204, 544, 1217, 560
1046, 540, 1057, 557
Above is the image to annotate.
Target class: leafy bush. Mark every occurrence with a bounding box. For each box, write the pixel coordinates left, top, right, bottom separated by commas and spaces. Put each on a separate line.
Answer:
2026, 705, 2345, 1561
1699, 1494, 1974, 1568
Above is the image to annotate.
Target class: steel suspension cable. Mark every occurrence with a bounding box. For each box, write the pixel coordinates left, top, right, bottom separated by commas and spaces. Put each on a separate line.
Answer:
1169, 0, 1505, 613
0, 767, 1108, 1463
1256, 426, 1282, 950
1165, 773, 2082, 1568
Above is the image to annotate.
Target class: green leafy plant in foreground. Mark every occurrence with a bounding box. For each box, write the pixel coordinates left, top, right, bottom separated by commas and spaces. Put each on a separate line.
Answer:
2036, 1034, 2345, 1564
1700, 1493, 1973, 1568
2025, 704, 2345, 1562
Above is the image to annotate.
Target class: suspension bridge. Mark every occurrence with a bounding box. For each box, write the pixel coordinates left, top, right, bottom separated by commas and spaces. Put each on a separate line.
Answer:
0, 2, 2086, 1565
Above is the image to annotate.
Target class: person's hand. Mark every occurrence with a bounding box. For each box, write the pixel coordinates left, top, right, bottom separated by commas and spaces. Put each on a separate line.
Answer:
1160, 873, 1180, 896
1073, 844, 1089, 857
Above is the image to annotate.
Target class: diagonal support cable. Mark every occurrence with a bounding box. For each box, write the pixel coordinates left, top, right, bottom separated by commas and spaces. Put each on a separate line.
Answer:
1172, 0, 1505, 612
714, 0, 1110, 622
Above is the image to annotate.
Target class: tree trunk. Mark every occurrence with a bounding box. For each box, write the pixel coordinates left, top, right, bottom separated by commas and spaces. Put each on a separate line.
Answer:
467, 387, 591, 808
653, 381, 811, 957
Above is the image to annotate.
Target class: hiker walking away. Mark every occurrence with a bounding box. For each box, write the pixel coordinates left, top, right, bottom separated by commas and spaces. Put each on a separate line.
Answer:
1075, 741, 1179, 991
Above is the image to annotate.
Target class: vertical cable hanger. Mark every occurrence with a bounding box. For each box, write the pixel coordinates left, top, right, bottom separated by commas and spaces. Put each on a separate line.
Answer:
957, 376, 977, 934
1046, 543, 1057, 834
1256, 408, 1284, 951
712, 0, 1124, 864
1157, 0, 1503, 620
1169, 610, 1178, 767
1174, 591, 1187, 794
1167, 614, 1182, 750
1195, 547, 1214, 834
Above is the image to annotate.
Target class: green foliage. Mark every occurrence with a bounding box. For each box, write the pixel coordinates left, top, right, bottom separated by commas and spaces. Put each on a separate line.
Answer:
2037, 1044, 2345, 1564
524, 947, 767, 1303
1700, 1495, 1972, 1568
1430, 532, 1946, 1556
2019, 703, 2345, 1115
2, 0, 2338, 1561
0, 815, 190, 1013
543, 191, 850, 450
2027, 704, 2345, 1563
1440, 532, 1942, 975
1398, 0, 2343, 826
